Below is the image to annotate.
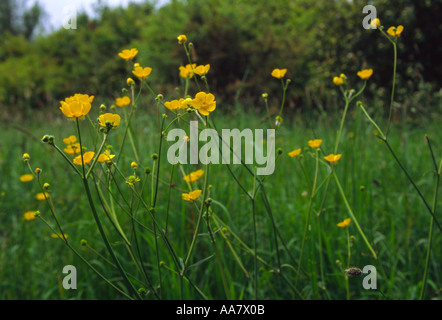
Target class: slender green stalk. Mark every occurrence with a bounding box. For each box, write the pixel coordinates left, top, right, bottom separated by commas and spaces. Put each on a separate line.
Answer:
333, 172, 377, 259
296, 148, 320, 287
419, 137, 440, 299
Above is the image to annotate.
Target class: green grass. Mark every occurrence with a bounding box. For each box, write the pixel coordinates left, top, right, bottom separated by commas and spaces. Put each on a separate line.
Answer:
0, 103, 441, 300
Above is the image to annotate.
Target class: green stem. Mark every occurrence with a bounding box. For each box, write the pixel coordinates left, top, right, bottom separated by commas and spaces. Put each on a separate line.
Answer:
333, 173, 377, 259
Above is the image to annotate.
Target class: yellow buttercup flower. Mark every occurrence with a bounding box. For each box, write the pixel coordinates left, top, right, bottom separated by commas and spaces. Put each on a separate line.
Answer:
182, 190, 202, 202
183, 169, 204, 183
116, 96, 131, 107
324, 153, 342, 165
63, 135, 77, 145
97, 150, 115, 163
370, 18, 380, 28
125, 175, 141, 187
387, 25, 404, 37
337, 218, 351, 228
357, 68, 373, 80
179, 64, 196, 79
59, 94, 94, 120
194, 64, 210, 76
333, 76, 344, 85
35, 192, 49, 201
308, 139, 322, 149
271, 68, 287, 79
64, 143, 81, 155
164, 99, 181, 111
180, 98, 192, 109
118, 48, 138, 60
177, 34, 187, 44
73, 151, 95, 166
20, 174, 34, 182
132, 66, 152, 79
192, 92, 216, 116
51, 233, 68, 239
23, 211, 37, 221
98, 113, 121, 129
288, 148, 302, 158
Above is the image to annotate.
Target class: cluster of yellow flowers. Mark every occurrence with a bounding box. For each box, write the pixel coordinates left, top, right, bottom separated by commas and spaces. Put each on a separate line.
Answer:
179, 63, 211, 79
333, 69, 373, 86
288, 139, 342, 165
165, 92, 216, 116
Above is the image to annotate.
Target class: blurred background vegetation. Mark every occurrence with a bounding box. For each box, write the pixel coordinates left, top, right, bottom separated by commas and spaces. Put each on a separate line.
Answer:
0, 0, 441, 122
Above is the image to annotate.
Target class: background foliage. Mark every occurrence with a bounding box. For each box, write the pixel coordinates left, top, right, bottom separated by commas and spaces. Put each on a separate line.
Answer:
0, 0, 441, 121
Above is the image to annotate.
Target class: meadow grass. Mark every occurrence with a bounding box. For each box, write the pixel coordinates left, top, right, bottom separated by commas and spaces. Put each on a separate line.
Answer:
1, 103, 440, 300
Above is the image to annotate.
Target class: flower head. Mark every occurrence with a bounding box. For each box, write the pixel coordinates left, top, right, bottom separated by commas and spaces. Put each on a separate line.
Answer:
73, 151, 95, 166
20, 174, 34, 182
164, 99, 182, 111
308, 139, 322, 149
357, 68, 373, 80
98, 113, 121, 129
387, 25, 404, 37
183, 169, 204, 183
51, 233, 68, 240
333, 74, 346, 86
271, 68, 287, 79
324, 153, 342, 165
288, 148, 302, 158
118, 48, 138, 60
97, 150, 115, 163
23, 211, 37, 221
35, 192, 49, 201
63, 135, 77, 145
194, 64, 210, 76
179, 64, 196, 79
132, 66, 152, 79
337, 218, 351, 228
64, 143, 81, 155
182, 190, 202, 202
59, 94, 94, 120
116, 96, 131, 107
370, 18, 381, 28
125, 175, 141, 187
192, 92, 216, 116
177, 34, 187, 44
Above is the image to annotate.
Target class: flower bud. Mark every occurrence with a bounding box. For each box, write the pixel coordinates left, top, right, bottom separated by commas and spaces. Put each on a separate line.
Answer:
152, 153, 159, 161
345, 267, 362, 277
23, 153, 30, 162
43, 183, 50, 190
34, 210, 40, 217
144, 167, 151, 175
177, 34, 187, 44
80, 239, 88, 246
262, 93, 268, 99
127, 78, 135, 86
100, 104, 106, 111
138, 288, 147, 297
131, 161, 137, 169
35, 168, 41, 175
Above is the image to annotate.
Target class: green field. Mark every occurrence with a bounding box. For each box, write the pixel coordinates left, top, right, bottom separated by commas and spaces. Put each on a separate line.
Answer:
1, 99, 441, 299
